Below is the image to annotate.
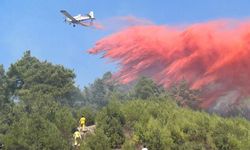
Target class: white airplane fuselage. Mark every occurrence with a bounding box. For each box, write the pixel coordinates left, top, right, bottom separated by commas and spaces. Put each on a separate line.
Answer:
66, 14, 91, 24
61, 10, 94, 27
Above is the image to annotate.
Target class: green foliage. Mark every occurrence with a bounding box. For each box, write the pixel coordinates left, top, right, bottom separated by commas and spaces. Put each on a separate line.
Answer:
89, 78, 107, 106
96, 100, 125, 148
121, 138, 136, 150
134, 76, 164, 99
0, 65, 9, 109
82, 129, 111, 150
170, 80, 201, 108
1, 51, 250, 150
7, 51, 77, 106
212, 119, 250, 150
74, 106, 96, 126
0, 51, 78, 149
3, 108, 69, 150
138, 117, 173, 150
82, 71, 134, 108
121, 100, 250, 150
82, 72, 115, 108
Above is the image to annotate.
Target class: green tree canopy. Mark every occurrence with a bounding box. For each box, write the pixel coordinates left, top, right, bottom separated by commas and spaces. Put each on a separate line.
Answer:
96, 100, 125, 148
170, 80, 201, 108
1, 51, 77, 149
0, 65, 8, 108
134, 76, 164, 99
6, 51, 77, 106
82, 72, 117, 108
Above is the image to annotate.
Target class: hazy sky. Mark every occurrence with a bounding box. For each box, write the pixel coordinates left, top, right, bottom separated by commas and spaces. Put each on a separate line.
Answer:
1, 0, 249, 88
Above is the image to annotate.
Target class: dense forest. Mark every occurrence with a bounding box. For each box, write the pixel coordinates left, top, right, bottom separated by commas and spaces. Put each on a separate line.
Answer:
0, 51, 250, 150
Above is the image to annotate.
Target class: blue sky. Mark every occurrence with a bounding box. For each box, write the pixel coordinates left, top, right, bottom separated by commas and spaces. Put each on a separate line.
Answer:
1, 0, 250, 88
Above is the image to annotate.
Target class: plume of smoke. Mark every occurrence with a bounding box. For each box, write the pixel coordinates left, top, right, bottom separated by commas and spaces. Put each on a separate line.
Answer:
89, 19, 250, 110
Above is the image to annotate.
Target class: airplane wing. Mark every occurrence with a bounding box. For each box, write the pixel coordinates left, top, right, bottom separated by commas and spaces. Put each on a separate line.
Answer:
60, 10, 77, 22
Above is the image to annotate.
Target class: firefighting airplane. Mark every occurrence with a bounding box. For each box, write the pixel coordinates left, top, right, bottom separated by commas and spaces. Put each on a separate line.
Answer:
60, 10, 95, 27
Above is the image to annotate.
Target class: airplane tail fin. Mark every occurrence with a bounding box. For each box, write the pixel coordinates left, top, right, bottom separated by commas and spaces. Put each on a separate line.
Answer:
88, 11, 95, 19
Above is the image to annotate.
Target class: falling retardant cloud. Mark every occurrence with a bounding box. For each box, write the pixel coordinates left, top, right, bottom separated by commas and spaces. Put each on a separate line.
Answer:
89, 19, 250, 111
92, 22, 105, 30
94, 16, 153, 30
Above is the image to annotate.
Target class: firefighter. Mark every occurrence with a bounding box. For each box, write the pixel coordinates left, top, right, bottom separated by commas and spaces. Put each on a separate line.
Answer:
73, 129, 82, 147
79, 115, 86, 130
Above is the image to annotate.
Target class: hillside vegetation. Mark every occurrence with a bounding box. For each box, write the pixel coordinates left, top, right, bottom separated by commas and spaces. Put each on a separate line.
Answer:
0, 51, 249, 150
84, 99, 250, 150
